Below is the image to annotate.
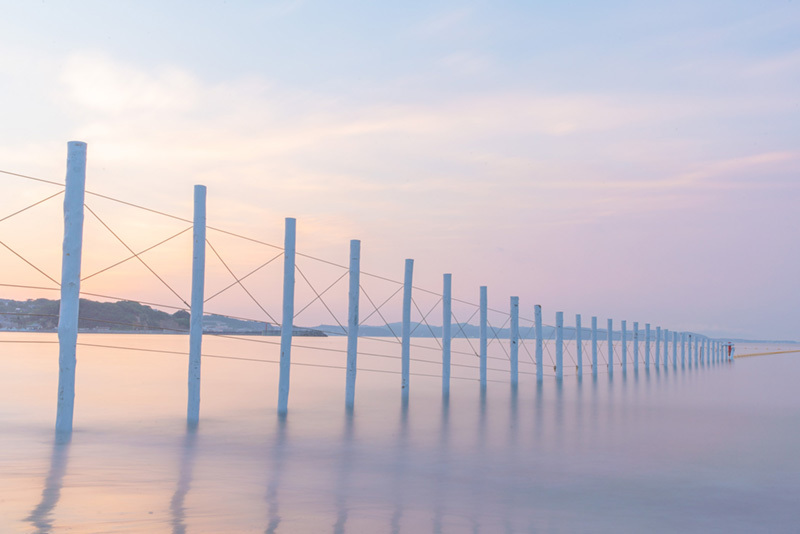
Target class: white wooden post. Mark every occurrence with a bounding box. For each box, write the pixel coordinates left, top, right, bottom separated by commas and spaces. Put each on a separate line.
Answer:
535, 305, 543, 382
645, 323, 651, 369
576, 314, 583, 378
672, 331, 678, 369
621, 320, 627, 372
607, 319, 613, 377
345, 240, 360, 411
555, 311, 563, 380
479, 286, 488, 389
442, 273, 452, 396
510, 296, 519, 387
663, 328, 669, 369
633, 322, 639, 371
591, 316, 598, 378
681, 332, 686, 367
187, 184, 206, 427
401, 259, 413, 400
56, 141, 87, 434
655, 327, 661, 367
695, 337, 700, 365
277, 218, 296, 416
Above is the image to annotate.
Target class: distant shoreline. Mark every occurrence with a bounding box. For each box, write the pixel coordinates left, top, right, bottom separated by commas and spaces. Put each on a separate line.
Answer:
0, 329, 327, 337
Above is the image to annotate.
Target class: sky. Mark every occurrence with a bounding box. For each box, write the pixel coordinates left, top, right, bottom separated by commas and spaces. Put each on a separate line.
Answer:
0, 1, 798, 340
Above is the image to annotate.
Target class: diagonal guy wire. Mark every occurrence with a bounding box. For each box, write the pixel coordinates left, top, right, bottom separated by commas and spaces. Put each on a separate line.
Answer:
84, 204, 189, 307
410, 296, 443, 349
0, 239, 60, 287
359, 284, 401, 343
0, 190, 64, 224
205, 238, 279, 325
204, 250, 283, 304
294, 262, 347, 333
82, 225, 192, 281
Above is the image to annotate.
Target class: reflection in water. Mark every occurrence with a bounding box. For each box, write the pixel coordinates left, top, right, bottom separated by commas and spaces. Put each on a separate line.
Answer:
169, 426, 198, 534
334, 412, 355, 534
11, 345, 792, 533
25, 432, 71, 533
390, 402, 410, 533
265, 417, 287, 534
432, 394, 450, 534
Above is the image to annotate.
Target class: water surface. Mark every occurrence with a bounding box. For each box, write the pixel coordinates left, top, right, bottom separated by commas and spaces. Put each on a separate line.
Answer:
1, 334, 798, 532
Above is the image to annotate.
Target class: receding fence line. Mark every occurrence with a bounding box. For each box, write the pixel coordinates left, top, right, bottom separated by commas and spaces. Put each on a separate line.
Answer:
0, 142, 736, 433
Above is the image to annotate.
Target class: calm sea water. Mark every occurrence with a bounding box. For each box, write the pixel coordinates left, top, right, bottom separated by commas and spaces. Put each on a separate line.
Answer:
1, 333, 798, 533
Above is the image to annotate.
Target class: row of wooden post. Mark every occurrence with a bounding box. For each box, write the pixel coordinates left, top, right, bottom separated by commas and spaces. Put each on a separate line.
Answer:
53, 142, 735, 432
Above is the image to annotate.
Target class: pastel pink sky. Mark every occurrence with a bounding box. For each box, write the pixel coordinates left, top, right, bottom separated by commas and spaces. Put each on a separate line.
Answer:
0, 1, 798, 340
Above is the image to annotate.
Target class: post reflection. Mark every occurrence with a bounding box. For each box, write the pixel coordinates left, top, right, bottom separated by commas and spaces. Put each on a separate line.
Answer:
25, 432, 71, 533
265, 417, 287, 534
169, 425, 199, 534
432, 394, 450, 534
333, 411, 355, 534
389, 400, 410, 533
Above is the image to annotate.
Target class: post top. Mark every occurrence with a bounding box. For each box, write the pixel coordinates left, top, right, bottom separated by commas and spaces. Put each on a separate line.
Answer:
68, 141, 87, 148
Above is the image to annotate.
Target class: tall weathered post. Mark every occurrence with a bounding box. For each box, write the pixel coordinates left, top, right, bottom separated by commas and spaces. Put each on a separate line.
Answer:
671, 331, 677, 369
681, 332, 686, 367
510, 296, 519, 387
591, 316, 598, 378
277, 218, 296, 416
663, 328, 670, 369
401, 259, 414, 402
633, 322, 639, 371
555, 311, 563, 380
655, 327, 661, 367
535, 305, 543, 382
56, 141, 87, 434
442, 273, 452, 396
695, 337, 700, 365
645, 323, 651, 369
187, 185, 206, 428
607, 319, 614, 377
621, 320, 627, 372
345, 240, 361, 411
479, 286, 488, 389
576, 314, 583, 378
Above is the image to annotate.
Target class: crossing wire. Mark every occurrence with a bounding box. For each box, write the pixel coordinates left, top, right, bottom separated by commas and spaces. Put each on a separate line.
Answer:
1, 167, 691, 375
409, 296, 443, 348
81, 225, 193, 282
0, 311, 189, 333
85, 203, 189, 308
451, 307, 480, 357
0, 169, 63, 187
0, 168, 534, 324
0, 190, 64, 224
293, 268, 349, 324
485, 315, 511, 359
0, 283, 59, 292
294, 262, 347, 334
0, 239, 60, 287
205, 237, 278, 325
204, 250, 284, 304
358, 284, 402, 343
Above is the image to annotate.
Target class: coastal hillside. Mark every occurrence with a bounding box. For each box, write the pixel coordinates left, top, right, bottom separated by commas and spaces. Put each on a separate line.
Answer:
0, 298, 325, 336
